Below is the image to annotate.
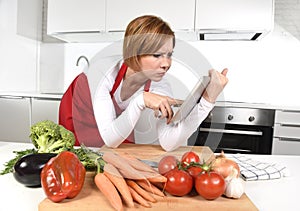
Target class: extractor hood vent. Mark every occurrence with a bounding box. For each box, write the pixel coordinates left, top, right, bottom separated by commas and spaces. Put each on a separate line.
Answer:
195, 0, 275, 41
199, 31, 263, 41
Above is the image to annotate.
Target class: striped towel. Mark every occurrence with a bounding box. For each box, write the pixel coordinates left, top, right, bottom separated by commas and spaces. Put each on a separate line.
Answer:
228, 155, 290, 181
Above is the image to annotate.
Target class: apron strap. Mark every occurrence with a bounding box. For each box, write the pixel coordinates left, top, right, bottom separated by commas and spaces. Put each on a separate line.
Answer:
110, 63, 127, 97
109, 63, 152, 144
110, 63, 152, 96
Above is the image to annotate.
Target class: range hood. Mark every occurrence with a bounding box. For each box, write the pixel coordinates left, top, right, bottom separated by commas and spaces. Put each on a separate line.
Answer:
195, 0, 275, 41
45, 0, 274, 43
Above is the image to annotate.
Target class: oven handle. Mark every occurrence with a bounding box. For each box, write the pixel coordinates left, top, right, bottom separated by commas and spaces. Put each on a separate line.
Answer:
199, 128, 263, 136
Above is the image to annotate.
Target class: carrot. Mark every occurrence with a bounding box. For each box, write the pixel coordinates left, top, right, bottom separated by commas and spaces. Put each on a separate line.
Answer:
117, 152, 158, 173
94, 173, 123, 211
151, 182, 166, 191
103, 163, 134, 208
136, 170, 168, 183
126, 179, 157, 203
136, 180, 165, 197
128, 186, 152, 208
102, 152, 146, 180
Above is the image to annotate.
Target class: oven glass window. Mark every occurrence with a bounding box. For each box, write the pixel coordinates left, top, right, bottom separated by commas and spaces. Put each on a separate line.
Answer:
188, 122, 273, 154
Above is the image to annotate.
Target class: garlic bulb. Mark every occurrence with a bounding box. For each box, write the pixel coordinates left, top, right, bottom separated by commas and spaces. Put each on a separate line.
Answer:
224, 169, 245, 199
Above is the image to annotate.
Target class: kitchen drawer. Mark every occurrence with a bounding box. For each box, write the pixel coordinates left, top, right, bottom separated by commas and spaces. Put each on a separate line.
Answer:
272, 137, 300, 155
274, 124, 300, 139
31, 98, 61, 125
0, 96, 31, 142
275, 110, 300, 125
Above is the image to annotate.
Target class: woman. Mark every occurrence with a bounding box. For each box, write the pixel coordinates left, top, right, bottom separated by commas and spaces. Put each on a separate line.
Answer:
93, 15, 228, 151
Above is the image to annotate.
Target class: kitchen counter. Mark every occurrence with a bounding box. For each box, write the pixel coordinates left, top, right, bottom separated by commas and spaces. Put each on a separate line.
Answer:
1, 92, 300, 111
0, 141, 299, 211
0, 92, 63, 100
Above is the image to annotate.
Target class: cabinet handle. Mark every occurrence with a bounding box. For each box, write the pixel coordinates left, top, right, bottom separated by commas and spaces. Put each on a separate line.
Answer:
276, 137, 300, 142
279, 123, 300, 127
281, 110, 300, 113
32, 97, 61, 101
0, 95, 24, 99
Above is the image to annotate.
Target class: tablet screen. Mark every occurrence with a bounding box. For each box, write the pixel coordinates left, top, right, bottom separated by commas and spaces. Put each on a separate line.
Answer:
170, 76, 210, 124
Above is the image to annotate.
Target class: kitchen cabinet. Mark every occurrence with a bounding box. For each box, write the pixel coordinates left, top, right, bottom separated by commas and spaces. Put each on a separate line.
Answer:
47, 0, 106, 39
46, 0, 196, 42
272, 110, 300, 155
0, 96, 31, 143
31, 97, 61, 125
195, 0, 273, 30
106, 0, 195, 31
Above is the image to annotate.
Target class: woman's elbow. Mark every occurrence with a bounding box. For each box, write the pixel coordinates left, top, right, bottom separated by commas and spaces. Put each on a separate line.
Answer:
160, 143, 178, 152
102, 137, 121, 149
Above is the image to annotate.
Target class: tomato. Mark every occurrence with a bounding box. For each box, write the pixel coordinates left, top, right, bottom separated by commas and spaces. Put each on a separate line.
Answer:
158, 155, 178, 175
164, 169, 193, 196
186, 166, 203, 180
181, 151, 200, 166
195, 172, 226, 200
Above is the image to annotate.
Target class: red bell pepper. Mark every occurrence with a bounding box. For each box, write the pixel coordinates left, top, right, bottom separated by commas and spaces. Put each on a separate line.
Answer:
40, 151, 86, 202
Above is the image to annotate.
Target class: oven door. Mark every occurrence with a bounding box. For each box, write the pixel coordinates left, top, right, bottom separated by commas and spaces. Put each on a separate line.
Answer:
188, 122, 273, 154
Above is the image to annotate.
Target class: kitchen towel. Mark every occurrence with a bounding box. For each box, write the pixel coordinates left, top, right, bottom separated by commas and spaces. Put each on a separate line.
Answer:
228, 155, 290, 181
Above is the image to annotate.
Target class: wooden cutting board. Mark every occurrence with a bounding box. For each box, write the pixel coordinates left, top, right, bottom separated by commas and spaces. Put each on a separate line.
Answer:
38, 144, 258, 211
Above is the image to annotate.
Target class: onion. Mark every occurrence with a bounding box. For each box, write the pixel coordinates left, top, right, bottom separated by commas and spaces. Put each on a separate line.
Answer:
158, 155, 178, 175
211, 151, 240, 178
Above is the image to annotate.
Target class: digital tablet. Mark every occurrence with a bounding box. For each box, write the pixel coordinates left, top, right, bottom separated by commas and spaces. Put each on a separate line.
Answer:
170, 76, 210, 124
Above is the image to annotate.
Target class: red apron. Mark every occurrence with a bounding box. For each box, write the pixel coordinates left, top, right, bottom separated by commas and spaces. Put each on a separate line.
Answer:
59, 63, 150, 147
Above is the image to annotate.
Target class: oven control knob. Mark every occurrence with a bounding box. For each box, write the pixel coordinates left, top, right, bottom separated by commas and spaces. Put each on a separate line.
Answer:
249, 116, 255, 122
228, 114, 234, 121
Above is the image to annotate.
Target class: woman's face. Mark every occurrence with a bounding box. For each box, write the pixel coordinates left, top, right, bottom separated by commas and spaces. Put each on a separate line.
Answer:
139, 38, 173, 82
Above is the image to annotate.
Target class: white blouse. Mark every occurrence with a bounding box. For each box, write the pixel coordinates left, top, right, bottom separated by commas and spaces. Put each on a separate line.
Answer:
93, 62, 214, 151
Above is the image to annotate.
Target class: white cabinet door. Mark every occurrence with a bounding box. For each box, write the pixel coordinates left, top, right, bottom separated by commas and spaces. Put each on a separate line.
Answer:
31, 98, 61, 125
106, 0, 195, 31
272, 137, 300, 155
275, 110, 300, 125
195, 0, 273, 30
0, 96, 31, 143
47, 0, 106, 34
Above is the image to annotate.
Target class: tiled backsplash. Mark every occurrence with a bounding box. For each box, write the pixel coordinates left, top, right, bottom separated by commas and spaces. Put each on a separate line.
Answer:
275, 0, 300, 41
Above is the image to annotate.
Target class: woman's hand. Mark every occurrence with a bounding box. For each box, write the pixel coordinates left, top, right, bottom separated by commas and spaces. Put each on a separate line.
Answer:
143, 92, 183, 124
203, 68, 229, 103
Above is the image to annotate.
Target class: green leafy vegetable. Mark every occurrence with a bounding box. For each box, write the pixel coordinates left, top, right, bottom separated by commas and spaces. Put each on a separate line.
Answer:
72, 147, 98, 171
0, 149, 37, 175
29, 120, 75, 153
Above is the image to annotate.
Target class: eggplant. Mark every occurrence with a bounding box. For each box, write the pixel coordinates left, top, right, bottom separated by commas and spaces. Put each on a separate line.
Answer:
13, 153, 57, 187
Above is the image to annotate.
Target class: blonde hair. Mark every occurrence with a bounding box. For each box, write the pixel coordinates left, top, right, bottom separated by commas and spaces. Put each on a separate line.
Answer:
123, 15, 175, 71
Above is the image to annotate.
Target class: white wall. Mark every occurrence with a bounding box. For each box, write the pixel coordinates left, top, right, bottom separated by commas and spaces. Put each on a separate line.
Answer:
192, 24, 300, 107
0, 0, 41, 92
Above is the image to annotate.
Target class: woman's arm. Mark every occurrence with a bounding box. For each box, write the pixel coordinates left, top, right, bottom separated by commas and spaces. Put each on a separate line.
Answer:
157, 98, 214, 151
93, 66, 147, 148
94, 85, 146, 148
156, 68, 228, 151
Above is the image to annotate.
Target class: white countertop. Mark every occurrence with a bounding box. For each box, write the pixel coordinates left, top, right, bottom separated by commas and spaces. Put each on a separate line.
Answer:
2, 91, 300, 111
0, 141, 299, 211
0, 91, 62, 100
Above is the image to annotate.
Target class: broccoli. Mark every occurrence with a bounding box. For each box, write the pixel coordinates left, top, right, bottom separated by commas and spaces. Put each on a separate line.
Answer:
29, 120, 75, 153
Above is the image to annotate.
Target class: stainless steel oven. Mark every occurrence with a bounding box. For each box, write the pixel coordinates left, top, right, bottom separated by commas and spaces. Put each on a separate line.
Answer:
188, 106, 275, 154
